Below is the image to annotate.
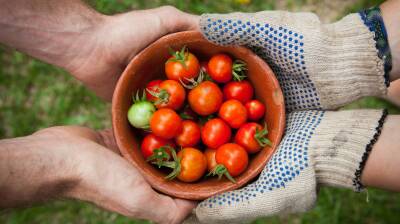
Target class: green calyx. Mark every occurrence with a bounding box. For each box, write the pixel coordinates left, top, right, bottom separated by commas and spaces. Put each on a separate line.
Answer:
198, 114, 215, 125
146, 87, 170, 106
167, 46, 188, 69
132, 90, 148, 103
179, 69, 205, 89
146, 146, 171, 165
207, 164, 236, 183
148, 146, 181, 180
254, 124, 272, 147
232, 59, 247, 81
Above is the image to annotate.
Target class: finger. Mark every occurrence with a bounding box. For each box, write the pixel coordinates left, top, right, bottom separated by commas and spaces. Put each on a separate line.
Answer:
123, 6, 199, 63
171, 198, 198, 224
153, 6, 200, 33
147, 192, 197, 224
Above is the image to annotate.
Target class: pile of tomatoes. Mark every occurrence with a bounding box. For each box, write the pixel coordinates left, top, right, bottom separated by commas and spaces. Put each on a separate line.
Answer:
127, 47, 271, 183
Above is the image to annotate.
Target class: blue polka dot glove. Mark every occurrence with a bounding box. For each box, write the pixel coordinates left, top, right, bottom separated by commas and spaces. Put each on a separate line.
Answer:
200, 9, 392, 112
184, 8, 391, 224
188, 109, 387, 224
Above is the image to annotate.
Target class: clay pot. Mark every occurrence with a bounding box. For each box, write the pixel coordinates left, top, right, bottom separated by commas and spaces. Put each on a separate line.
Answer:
112, 31, 285, 200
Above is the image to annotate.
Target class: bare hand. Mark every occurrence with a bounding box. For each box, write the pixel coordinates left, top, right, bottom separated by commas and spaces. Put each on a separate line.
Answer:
0, 126, 196, 224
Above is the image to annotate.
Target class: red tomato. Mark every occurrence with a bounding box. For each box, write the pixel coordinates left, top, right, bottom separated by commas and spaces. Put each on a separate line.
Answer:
235, 122, 271, 153
204, 148, 218, 172
177, 147, 207, 182
223, 80, 254, 104
150, 108, 182, 139
152, 80, 185, 110
208, 54, 233, 83
218, 99, 247, 129
165, 49, 200, 82
145, 80, 162, 102
175, 120, 201, 147
141, 134, 174, 159
245, 100, 265, 121
188, 81, 223, 116
201, 118, 231, 149
216, 143, 248, 177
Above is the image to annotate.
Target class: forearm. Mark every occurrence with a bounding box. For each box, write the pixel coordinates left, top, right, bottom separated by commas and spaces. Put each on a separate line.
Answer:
0, 133, 79, 208
361, 115, 400, 191
0, 0, 104, 71
381, 0, 400, 81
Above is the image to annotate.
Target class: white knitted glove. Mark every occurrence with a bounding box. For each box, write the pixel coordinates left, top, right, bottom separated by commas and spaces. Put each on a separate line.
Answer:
200, 8, 392, 111
191, 109, 387, 224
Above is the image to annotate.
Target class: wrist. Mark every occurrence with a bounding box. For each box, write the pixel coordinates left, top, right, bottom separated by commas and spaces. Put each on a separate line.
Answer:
0, 131, 80, 207
309, 110, 387, 191
381, 1, 400, 81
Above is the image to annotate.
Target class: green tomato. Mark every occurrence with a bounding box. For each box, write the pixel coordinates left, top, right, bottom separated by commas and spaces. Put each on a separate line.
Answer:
127, 101, 155, 129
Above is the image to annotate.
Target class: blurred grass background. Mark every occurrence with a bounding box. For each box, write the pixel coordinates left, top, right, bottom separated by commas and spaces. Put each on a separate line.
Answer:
1, 0, 399, 223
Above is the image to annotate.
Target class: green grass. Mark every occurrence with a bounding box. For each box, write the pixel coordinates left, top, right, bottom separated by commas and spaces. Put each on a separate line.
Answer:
1, 0, 399, 223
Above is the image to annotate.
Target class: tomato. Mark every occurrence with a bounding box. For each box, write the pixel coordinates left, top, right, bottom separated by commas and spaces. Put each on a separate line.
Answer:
150, 80, 185, 110
141, 134, 174, 159
127, 94, 155, 129
145, 79, 162, 102
245, 100, 265, 121
175, 120, 201, 147
188, 81, 223, 116
150, 108, 182, 139
201, 118, 231, 149
165, 47, 200, 82
208, 54, 233, 83
177, 147, 207, 182
223, 80, 254, 104
216, 143, 248, 177
235, 122, 271, 153
218, 99, 247, 129
204, 148, 218, 172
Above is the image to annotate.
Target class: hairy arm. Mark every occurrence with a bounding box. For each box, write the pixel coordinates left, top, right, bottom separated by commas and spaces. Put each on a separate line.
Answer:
0, 0, 102, 72
0, 127, 195, 224
0, 133, 79, 208
0, 0, 198, 100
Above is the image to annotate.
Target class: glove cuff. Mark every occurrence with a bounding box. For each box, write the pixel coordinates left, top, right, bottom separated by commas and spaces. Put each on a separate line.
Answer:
310, 109, 387, 191
308, 13, 388, 109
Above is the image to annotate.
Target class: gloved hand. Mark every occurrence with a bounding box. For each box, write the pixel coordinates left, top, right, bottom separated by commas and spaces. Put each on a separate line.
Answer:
187, 6, 392, 224
200, 7, 391, 112
192, 109, 387, 224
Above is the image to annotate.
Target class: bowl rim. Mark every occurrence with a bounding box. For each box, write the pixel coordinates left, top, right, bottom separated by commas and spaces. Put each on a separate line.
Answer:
112, 31, 286, 200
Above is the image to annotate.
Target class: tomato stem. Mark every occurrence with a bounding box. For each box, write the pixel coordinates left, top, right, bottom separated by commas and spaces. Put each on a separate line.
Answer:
149, 146, 181, 180
146, 146, 171, 166
207, 164, 236, 183
179, 70, 205, 89
254, 124, 272, 147
146, 87, 170, 106
132, 90, 148, 103
167, 46, 188, 69
232, 59, 247, 81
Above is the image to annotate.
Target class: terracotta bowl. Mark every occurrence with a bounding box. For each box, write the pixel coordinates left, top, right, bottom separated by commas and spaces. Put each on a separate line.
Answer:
112, 31, 285, 200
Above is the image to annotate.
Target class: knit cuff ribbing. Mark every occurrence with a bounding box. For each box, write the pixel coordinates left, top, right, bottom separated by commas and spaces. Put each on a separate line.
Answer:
310, 110, 387, 191
309, 13, 387, 109
359, 6, 392, 86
